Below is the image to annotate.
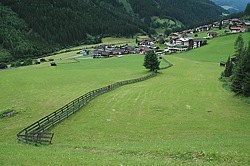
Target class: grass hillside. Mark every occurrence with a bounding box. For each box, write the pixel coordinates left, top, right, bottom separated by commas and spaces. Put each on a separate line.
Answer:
0, 33, 249, 165
180, 33, 250, 62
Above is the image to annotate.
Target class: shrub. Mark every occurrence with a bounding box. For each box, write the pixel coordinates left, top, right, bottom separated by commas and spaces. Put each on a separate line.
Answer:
10, 62, 16, 68
40, 58, 46, 62
0, 108, 16, 118
23, 58, 33, 66
0, 63, 7, 69
15, 61, 22, 67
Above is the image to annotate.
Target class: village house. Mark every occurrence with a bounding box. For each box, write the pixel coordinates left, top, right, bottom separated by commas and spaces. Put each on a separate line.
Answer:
182, 29, 194, 34
169, 33, 179, 43
207, 32, 218, 38
230, 27, 247, 33
176, 37, 191, 46
190, 38, 203, 49
195, 25, 210, 32
212, 22, 220, 28
125, 46, 136, 54
166, 32, 205, 53
111, 48, 126, 55
230, 18, 241, 25
243, 21, 250, 27
83, 17, 248, 58
140, 38, 156, 45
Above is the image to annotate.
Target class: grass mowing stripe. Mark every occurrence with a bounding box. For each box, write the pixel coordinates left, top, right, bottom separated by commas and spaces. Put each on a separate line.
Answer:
0, 34, 249, 165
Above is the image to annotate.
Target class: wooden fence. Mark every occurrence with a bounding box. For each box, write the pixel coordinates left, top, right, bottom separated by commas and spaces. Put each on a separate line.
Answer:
17, 57, 173, 144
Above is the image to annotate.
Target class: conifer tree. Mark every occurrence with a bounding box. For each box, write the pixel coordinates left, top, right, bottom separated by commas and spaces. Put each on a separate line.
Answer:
242, 41, 250, 96
219, 20, 223, 30
231, 61, 244, 95
143, 50, 160, 72
244, 3, 250, 16
223, 56, 233, 77
234, 34, 244, 62
231, 41, 250, 96
231, 38, 246, 95
243, 72, 250, 97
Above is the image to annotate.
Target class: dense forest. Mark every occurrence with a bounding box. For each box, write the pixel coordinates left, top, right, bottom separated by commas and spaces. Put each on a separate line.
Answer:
211, 0, 249, 13
0, 0, 228, 62
128, 0, 227, 25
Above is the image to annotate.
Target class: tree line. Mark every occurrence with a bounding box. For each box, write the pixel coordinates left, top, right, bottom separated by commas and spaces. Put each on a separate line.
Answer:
0, 0, 149, 63
221, 34, 250, 97
128, 0, 227, 26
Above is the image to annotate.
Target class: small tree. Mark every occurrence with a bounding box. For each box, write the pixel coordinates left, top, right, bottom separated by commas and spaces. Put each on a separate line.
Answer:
234, 34, 244, 62
164, 29, 172, 37
243, 72, 250, 97
223, 56, 233, 77
244, 3, 250, 16
0, 63, 7, 69
231, 41, 250, 96
219, 20, 223, 30
242, 42, 250, 96
158, 36, 165, 44
231, 64, 244, 95
143, 50, 160, 72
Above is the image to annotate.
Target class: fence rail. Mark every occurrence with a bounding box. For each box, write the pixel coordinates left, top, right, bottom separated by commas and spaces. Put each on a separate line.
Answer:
17, 56, 173, 144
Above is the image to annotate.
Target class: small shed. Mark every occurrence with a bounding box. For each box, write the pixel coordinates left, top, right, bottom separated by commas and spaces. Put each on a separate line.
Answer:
40, 58, 46, 62
50, 62, 57, 66
220, 61, 226, 67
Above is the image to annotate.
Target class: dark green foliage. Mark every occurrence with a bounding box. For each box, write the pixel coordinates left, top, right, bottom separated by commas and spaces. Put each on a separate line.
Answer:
243, 72, 250, 97
128, 0, 227, 26
164, 29, 172, 37
231, 41, 250, 96
203, 40, 208, 46
0, 63, 7, 69
1, 0, 147, 45
242, 41, 250, 96
143, 50, 160, 72
219, 21, 223, 30
244, 3, 250, 16
10, 62, 16, 68
234, 34, 245, 61
0, 0, 148, 62
231, 62, 244, 94
15, 61, 22, 67
0, 3, 51, 62
158, 37, 165, 44
0, 0, 228, 63
221, 36, 250, 97
223, 56, 233, 77
23, 58, 33, 66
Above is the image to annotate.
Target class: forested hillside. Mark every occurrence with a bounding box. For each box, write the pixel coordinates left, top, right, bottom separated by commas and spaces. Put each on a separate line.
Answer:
0, 0, 227, 62
211, 0, 249, 13
0, 4, 49, 62
128, 0, 227, 25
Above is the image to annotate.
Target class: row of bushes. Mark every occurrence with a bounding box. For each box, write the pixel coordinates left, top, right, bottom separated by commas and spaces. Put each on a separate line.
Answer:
0, 59, 33, 69
0, 58, 55, 69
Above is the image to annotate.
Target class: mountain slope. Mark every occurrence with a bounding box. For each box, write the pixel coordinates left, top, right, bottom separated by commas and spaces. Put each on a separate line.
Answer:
128, 0, 227, 25
0, 0, 227, 62
211, 0, 249, 13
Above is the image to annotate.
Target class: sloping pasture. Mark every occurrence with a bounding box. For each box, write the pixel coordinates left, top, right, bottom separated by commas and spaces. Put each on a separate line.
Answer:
0, 33, 249, 165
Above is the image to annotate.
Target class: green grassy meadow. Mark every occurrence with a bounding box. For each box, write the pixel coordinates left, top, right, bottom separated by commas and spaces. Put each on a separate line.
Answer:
0, 33, 250, 165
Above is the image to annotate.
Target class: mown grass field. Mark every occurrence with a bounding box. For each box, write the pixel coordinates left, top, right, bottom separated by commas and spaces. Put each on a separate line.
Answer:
0, 33, 250, 165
